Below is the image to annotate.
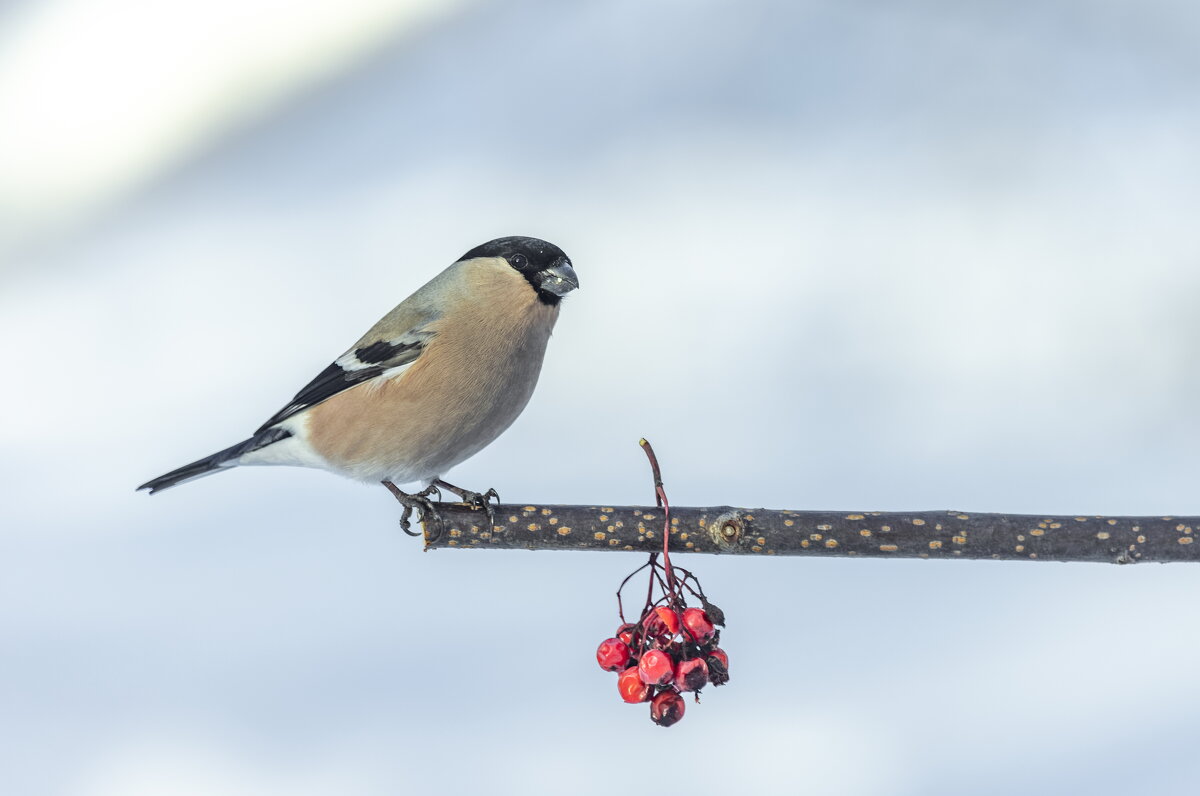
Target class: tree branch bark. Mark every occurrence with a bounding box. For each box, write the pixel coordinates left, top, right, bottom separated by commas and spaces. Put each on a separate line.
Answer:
420, 504, 1200, 564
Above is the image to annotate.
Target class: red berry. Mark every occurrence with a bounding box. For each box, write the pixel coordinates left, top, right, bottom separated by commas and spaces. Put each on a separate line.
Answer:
641, 611, 667, 638
706, 647, 730, 686
682, 607, 716, 643
616, 622, 638, 646
596, 638, 632, 672
674, 657, 709, 692
617, 667, 651, 703
637, 648, 674, 685
654, 606, 681, 635
650, 690, 686, 727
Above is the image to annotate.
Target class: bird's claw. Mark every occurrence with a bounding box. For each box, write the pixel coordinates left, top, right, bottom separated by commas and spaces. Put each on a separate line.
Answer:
433, 480, 501, 531
383, 480, 445, 540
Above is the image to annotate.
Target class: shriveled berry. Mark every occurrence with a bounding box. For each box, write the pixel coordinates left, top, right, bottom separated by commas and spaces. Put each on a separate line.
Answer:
618, 667, 651, 703
596, 637, 632, 672
674, 657, 709, 692
650, 690, 686, 727
616, 622, 639, 646
706, 647, 730, 686
681, 607, 716, 643
700, 599, 726, 627
638, 648, 674, 685
654, 606, 681, 636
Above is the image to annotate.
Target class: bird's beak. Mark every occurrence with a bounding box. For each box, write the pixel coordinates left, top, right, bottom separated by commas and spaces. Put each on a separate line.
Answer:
537, 260, 579, 297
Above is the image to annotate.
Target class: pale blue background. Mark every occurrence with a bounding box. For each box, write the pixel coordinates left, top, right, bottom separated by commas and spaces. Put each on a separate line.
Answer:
2, 2, 1199, 794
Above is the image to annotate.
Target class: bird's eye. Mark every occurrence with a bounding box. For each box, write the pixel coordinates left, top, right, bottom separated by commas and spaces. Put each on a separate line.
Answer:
510, 253, 528, 269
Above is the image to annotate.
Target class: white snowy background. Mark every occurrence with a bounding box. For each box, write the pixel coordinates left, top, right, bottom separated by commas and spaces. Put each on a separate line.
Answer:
2, 1, 1198, 794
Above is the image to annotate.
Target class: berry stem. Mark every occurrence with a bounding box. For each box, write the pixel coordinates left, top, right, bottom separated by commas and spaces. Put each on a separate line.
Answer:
639, 439, 677, 599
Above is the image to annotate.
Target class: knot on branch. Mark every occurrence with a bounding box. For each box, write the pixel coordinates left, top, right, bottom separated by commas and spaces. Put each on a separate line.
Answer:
709, 510, 745, 550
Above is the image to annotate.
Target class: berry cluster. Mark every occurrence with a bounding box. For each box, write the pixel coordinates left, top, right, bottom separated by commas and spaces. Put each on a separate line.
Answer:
597, 602, 729, 726
596, 438, 729, 726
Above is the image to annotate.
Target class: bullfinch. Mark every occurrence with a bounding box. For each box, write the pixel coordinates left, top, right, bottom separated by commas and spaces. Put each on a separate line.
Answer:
138, 235, 579, 529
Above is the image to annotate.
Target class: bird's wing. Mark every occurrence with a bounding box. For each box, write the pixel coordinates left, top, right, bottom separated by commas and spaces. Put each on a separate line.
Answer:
254, 306, 440, 434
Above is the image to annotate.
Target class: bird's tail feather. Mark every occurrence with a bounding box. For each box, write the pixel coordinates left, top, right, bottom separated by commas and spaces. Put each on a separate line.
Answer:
138, 427, 292, 494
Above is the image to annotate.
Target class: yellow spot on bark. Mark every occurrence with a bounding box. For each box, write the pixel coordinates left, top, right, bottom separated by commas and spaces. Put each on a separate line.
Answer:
1180, 537, 1194, 545
818, 524, 832, 531
929, 540, 942, 549
541, 508, 552, 516
751, 545, 762, 552
810, 533, 823, 541
1075, 517, 1087, 522
1096, 531, 1110, 540
557, 527, 571, 536
784, 519, 794, 527
686, 541, 694, 548
879, 544, 899, 552
1176, 523, 1187, 531
1049, 522, 1061, 529
1029, 553, 1038, 559
549, 517, 558, 525
881, 525, 891, 532
935, 523, 943, 531
448, 540, 458, 546
1017, 534, 1025, 541
801, 540, 810, 548
698, 519, 705, 527
1031, 529, 1045, 536
602, 507, 614, 513
527, 523, 541, 532
757, 536, 766, 545
860, 529, 872, 537
957, 514, 970, 520
824, 539, 838, 548
1107, 519, 1118, 525
679, 532, 688, 540
624, 545, 633, 550
952, 536, 967, 545
1137, 535, 1147, 544
608, 539, 619, 546
846, 514, 865, 520
599, 515, 609, 522
1015, 544, 1024, 552
508, 516, 519, 524
523, 506, 536, 513
912, 518, 926, 526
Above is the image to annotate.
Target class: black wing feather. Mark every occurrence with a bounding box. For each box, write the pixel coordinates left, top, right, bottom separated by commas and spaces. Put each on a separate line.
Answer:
253, 340, 425, 434
254, 361, 385, 434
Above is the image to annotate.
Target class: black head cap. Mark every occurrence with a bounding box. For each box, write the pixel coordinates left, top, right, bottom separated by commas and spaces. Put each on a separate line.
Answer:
459, 236, 579, 305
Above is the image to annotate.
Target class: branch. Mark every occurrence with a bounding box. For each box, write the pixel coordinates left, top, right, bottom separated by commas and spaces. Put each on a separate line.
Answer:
421, 505, 1200, 564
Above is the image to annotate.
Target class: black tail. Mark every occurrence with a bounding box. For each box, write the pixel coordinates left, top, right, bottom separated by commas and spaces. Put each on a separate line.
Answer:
137, 428, 292, 494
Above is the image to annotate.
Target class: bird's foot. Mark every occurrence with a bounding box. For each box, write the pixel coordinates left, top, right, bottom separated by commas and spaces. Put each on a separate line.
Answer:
433, 479, 500, 530
382, 480, 444, 540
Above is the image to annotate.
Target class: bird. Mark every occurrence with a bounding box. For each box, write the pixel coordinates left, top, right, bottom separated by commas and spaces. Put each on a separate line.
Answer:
138, 235, 579, 532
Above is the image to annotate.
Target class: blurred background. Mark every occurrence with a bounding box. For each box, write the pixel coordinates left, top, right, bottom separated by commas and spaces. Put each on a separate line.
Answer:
2, 1, 1199, 794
